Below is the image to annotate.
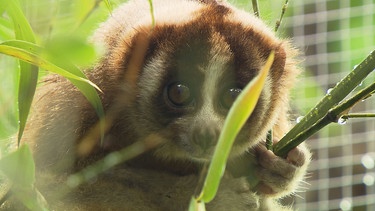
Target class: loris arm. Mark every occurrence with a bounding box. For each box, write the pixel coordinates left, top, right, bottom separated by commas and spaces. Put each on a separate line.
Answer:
229, 140, 311, 201
252, 141, 311, 198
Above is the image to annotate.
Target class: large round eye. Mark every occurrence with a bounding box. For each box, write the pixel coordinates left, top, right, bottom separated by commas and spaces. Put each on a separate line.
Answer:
166, 82, 193, 107
221, 88, 242, 109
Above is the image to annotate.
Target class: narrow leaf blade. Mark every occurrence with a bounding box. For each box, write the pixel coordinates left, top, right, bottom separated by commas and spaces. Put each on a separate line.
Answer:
0, 145, 49, 210
189, 197, 206, 211
198, 51, 275, 202
0, 41, 104, 125
103, 0, 113, 12
0, 144, 35, 186
3, 0, 38, 144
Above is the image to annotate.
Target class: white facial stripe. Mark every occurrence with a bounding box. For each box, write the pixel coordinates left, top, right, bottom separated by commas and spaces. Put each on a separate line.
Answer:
139, 51, 169, 103
198, 33, 232, 119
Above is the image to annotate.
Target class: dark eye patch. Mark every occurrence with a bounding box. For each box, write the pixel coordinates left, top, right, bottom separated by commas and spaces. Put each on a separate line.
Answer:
166, 82, 193, 107
220, 87, 242, 109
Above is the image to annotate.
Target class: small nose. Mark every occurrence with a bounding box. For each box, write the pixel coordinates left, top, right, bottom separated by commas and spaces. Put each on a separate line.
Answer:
191, 124, 220, 151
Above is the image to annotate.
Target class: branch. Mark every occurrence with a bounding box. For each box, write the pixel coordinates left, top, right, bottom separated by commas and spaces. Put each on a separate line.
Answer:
273, 50, 375, 157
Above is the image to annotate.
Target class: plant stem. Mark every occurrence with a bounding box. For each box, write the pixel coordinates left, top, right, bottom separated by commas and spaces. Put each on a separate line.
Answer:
275, 0, 289, 32
273, 50, 375, 157
148, 0, 156, 27
266, 130, 273, 150
274, 81, 375, 157
329, 81, 375, 120
251, 0, 260, 17
67, 134, 163, 188
341, 113, 375, 119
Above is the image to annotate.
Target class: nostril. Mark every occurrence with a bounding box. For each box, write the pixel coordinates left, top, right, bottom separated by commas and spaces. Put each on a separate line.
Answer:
192, 125, 219, 151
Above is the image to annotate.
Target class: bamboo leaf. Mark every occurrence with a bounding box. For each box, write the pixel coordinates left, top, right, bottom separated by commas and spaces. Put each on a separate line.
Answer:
0, 145, 35, 187
0, 42, 95, 86
71, 0, 102, 32
189, 197, 206, 211
2, 0, 39, 144
0, 145, 49, 210
0, 17, 14, 40
44, 35, 97, 67
74, 0, 96, 25
0, 40, 104, 120
103, 0, 113, 12
17, 61, 38, 145
196, 51, 275, 203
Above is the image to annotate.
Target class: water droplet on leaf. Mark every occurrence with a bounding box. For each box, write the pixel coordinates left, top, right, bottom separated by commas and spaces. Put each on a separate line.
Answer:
326, 88, 333, 94
296, 116, 304, 123
337, 117, 347, 125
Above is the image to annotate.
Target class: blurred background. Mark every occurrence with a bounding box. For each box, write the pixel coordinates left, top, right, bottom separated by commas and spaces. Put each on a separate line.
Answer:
283, 0, 375, 210
1, 0, 374, 210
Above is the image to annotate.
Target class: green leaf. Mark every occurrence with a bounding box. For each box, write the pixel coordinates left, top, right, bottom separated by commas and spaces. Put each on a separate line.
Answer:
71, 0, 98, 32
103, 0, 113, 12
197, 51, 275, 202
74, 0, 96, 22
4, 0, 35, 42
0, 144, 35, 187
45, 35, 97, 67
2, 0, 39, 144
0, 40, 104, 120
17, 61, 38, 146
148, 0, 156, 27
0, 41, 96, 86
0, 145, 50, 210
189, 197, 206, 211
0, 17, 14, 40
12, 186, 50, 211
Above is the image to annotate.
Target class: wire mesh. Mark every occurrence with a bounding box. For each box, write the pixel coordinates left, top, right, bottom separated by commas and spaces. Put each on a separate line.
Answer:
283, 0, 375, 210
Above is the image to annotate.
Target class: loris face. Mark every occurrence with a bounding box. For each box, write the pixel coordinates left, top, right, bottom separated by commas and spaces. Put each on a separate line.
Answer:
107, 5, 289, 162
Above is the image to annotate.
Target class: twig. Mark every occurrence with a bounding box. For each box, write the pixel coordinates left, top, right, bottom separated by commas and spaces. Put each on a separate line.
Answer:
341, 113, 375, 119
251, 0, 260, 17
67, 134, 164, 188
148, 0, 156, 27
275, 0, 289, 32
274, 81, 375, 157
273, 50, 375, 157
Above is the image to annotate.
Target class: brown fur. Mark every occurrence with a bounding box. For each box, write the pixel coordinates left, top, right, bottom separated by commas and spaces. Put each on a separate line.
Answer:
2, 0, 310, 210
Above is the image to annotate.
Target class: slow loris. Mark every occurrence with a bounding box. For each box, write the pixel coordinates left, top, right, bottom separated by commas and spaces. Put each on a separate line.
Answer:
2, 0, 311, 210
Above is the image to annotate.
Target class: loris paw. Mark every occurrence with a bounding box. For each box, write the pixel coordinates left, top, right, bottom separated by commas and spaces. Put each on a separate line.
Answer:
208, 177, 260, 210
252, 141, 311, 197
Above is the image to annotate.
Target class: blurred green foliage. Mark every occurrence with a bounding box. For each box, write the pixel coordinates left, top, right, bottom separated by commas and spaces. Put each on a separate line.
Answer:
0, 0, 114, 153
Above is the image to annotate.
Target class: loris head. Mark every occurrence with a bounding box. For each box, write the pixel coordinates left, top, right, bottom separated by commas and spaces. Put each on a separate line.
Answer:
92, 0, 299, 163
